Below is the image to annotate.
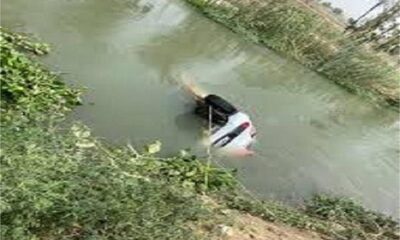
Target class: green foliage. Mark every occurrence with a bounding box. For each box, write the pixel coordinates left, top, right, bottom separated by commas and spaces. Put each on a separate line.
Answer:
185, 0, 400, 107
0, 27, 81, 124
305, 194, 399, 239
1, 28, 50, 55
148, 156, 237, 192
0, 124, 211, 240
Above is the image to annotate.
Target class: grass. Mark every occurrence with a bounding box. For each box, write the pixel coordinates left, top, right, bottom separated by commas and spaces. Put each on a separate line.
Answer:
213, 191, 399, 240
183, 0, 400, 108
1, 28, 398, 240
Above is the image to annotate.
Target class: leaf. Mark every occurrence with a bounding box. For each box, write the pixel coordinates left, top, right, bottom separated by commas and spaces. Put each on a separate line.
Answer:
185, 170, 197, 177
76, 140, 95, 148
179, 149, 189, 157
145, 140, 161, 154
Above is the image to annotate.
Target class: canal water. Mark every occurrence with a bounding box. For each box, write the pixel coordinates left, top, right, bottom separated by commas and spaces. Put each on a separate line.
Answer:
2, 0, 399, 217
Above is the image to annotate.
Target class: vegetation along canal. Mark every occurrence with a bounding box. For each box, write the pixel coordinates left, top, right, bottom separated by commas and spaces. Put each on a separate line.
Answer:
2, 0, 399, 218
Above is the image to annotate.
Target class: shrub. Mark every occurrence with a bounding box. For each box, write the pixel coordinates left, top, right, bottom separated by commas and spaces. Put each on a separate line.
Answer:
0, 124, 211, 240
0, 28, 81, 124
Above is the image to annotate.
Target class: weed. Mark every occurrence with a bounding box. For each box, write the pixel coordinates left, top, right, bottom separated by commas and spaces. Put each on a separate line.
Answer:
184, 0, 400, 107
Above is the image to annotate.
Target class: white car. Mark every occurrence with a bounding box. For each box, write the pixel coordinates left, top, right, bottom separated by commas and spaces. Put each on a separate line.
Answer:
194, 94, 256, 156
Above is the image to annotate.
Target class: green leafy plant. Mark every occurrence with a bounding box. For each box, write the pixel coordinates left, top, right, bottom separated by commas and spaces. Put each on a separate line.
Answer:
0, 124, 211, 240
0, 27, 81, 124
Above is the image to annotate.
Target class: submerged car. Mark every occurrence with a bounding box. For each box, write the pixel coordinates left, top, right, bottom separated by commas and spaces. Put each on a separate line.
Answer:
194, 94, 256, 156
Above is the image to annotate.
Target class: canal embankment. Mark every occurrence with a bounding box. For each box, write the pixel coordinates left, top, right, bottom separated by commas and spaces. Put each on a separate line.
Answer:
184, 0, 400, 108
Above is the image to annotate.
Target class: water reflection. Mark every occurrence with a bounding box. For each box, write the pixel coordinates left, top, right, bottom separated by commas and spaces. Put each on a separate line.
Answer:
139, 11, 245, 81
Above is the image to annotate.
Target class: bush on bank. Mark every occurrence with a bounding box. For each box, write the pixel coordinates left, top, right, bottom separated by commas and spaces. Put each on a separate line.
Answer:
1, 123, 212, 240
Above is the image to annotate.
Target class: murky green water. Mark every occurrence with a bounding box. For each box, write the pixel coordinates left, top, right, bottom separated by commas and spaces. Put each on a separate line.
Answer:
2, 0, 399, 217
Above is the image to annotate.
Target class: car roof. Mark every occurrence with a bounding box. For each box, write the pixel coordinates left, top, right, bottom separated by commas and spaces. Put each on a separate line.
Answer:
204, 94, 238, 115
